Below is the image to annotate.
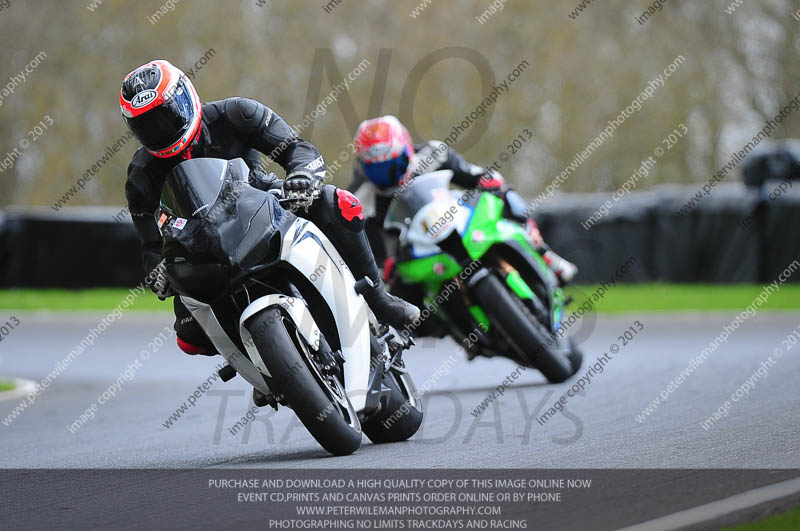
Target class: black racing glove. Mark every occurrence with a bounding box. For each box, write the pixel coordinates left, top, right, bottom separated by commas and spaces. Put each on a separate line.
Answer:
283, 171, 315, 194
282, 171, 318, 211
504, 189, 531, 225
150, 260, 176, 301
249, 169, 279, 192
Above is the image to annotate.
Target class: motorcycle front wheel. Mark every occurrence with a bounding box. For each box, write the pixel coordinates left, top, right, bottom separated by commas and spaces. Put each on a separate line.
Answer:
471, 272, 581, 383
244, 307, 362, 456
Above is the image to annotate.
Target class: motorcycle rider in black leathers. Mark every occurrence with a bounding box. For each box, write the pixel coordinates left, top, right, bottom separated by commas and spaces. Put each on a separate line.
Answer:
120, 60, 419, 364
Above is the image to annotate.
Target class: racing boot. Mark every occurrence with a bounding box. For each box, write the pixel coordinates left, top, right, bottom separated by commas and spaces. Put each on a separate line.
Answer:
361, 278, 421, 330
542, 250, 578, 284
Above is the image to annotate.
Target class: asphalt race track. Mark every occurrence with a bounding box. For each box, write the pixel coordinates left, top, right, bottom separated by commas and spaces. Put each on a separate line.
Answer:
1, 311, 799, 529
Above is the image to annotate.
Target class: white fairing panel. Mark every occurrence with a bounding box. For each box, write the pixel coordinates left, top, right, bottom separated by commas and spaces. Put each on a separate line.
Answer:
238, 294, 321, 376
406, 191, 472, 257
280, 219, 372, 411
181, 295, 272, 395
181, 218, 372, 412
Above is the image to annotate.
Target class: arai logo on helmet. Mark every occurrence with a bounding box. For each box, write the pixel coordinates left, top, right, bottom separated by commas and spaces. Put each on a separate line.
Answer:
131, 89, 158, 109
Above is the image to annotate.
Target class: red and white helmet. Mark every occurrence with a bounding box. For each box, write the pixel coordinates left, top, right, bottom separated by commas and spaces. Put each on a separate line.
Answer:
120, 60, 202, 158
353, 115, 415, 188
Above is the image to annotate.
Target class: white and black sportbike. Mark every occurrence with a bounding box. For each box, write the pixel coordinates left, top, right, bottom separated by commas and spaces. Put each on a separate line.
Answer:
157, 158, 423, 456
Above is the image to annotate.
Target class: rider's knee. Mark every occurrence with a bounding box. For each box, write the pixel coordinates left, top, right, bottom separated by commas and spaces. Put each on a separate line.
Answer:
318, 185, 364, 232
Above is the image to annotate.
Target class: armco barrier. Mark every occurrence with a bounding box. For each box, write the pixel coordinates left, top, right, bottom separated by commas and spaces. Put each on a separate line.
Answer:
0, 183, 798, 288
525, 182, 796, 285
0, 207, 142, 288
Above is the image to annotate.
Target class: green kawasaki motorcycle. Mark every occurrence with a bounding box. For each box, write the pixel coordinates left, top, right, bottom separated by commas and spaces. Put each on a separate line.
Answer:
383, 170, 582, 383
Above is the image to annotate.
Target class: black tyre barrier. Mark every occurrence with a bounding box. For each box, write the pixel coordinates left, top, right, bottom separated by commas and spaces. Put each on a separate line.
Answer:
1, 187, 797, 288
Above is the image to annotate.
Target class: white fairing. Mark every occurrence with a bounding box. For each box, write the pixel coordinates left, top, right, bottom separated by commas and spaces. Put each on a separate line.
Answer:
181, 295, 273, 395
238, 294, 321, 376
182, 217, 373, 412
280, 219, 372, 411
406, 191, 472, 257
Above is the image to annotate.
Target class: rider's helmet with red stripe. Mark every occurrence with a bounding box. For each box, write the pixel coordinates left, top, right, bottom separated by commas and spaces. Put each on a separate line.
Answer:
120, 60, 202, 158
353, 115, 415, 188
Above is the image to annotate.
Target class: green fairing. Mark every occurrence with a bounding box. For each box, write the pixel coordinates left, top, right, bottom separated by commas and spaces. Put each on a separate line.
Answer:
398, 193, 549, 280
464, 195, 554, 284
397, 253, 460, 290
505, 270, 535, 300
468, 305, 491, 331
395, 191, 564, 328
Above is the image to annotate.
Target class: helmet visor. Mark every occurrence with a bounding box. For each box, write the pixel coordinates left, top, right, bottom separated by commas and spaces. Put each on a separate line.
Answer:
126, 79, 196, 152
360, 152, 409, 188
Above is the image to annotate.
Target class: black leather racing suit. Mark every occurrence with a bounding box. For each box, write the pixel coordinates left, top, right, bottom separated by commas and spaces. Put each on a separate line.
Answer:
126, 97, 382, 350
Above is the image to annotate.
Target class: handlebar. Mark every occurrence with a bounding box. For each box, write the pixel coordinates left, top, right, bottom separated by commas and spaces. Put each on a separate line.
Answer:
278, 188, 321, 211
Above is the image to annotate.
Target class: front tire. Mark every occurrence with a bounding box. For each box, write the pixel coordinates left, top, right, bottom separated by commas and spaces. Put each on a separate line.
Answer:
361, 369, 423, 444
471, 272, 581, 383
567, 338, 584, 375
244, 307, 362, 456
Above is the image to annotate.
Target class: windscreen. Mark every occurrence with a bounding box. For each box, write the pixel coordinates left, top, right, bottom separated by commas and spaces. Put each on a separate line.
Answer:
384, 171, 454, 230
160, 158, 228, 218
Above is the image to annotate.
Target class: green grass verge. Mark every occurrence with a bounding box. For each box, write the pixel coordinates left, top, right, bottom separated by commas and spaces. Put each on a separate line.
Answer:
0, 284, 798, 313
0, 289, 169, 312
724, 505, 800, 530
0, 380, 17, 392
563, 283, 800, 314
